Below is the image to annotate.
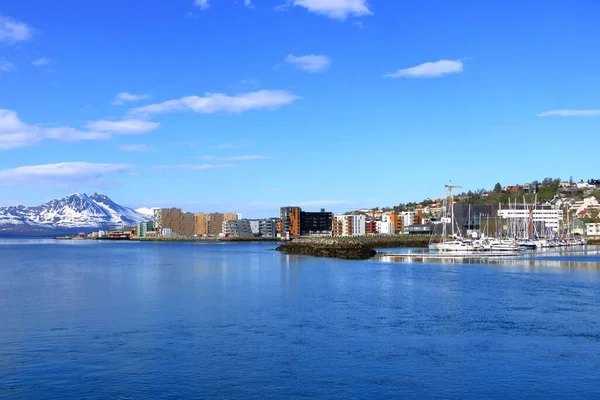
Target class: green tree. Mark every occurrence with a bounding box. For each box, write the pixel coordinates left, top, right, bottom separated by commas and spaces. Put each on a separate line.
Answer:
493, 183, 502, 193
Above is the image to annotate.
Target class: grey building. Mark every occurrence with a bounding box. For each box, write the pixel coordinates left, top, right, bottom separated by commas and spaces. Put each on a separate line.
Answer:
223, 219, 254, 237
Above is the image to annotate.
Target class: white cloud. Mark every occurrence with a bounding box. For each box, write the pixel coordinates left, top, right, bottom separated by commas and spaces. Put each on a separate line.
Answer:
537, 110, 600, 117
194, 0, 210, 9
223, 155, 267, 160
0, 109, 146, 150
284, 54, 331, 73
215, 140, 250, 149
385, 60, 463, 78
32, 57, 52, 66
268, 188, 281, 192
129, 90, 299, 116
117, 144, 154, 152
85, 119, 159, 134
292, 0, 372, 20
244, 0, 255, 8
0, 16, 32, 42
0, 59, 13, 72
43, 127, 110, 141
152, 164, 237, 171
197, 155, 217, 160
112, 92, 151, 106
0, 162, 133, 187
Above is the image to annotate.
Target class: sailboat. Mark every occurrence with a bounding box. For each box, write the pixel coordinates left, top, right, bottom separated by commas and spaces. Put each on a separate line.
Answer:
429, 182, 477, 252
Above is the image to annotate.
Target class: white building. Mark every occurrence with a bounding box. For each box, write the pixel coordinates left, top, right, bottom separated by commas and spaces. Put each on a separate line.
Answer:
376, 221, 395, 235
400, 211, 418, 228
577, 182, 596, 190
248, 220, 260, 235
497, 207, 563, 232
333, 214, 365, 236
585, 223, 600, 236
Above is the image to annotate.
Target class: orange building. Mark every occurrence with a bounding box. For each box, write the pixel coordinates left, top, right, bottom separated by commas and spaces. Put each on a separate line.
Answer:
280, 207, 301, 236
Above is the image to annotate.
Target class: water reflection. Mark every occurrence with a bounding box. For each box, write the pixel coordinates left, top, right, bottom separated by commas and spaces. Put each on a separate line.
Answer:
375, 246, 600, 271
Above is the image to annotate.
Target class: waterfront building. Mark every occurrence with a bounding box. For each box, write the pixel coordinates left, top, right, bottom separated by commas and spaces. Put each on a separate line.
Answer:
281, 207, 301, 236
365, 220, 377, 234
382, 213, 401, 233
400, 211, 419, 228
376, 221, 395, 235
259, 219, 277, 238
195, 213, 238, 236
333, 215, 365, 237
280, 207, 333, 236
300, 209, 333, 236
137, 221, 155, 238
248, 220, 260, 235
497, 206, 563, 233
223, 219, 254, 237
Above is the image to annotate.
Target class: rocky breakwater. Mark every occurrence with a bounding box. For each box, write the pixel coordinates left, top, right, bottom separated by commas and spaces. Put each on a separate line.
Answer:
276, 238, 377, 260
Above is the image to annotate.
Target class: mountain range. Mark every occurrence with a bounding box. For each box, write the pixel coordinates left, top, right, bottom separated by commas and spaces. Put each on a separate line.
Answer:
0, 193, 151, 236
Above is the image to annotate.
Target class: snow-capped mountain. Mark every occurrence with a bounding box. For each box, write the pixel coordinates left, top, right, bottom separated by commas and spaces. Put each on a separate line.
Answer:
0, 193, 151, 234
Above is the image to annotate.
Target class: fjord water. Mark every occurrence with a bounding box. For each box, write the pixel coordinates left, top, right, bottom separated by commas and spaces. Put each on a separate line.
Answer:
1, 241, 600, 399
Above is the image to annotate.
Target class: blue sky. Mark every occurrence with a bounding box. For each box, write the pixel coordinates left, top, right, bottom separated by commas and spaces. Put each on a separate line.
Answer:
1, 0, 599, 217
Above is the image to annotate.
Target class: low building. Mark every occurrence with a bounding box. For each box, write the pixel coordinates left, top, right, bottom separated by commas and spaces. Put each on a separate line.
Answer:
137, 221, 155, 238
585, 223, 600, 236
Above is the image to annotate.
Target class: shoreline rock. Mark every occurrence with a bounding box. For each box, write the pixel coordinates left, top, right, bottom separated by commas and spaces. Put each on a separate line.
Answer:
276, 238, 378, 260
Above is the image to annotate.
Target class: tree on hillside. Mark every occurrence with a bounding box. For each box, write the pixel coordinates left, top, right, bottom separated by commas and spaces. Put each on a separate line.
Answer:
493, 183, 502, 193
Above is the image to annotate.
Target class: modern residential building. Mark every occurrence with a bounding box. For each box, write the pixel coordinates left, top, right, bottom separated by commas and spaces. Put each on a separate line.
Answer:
382, 213, 401, 233
365, 220, 377, 235
259, 219, 277, 238
248, 220, 261, 235
223, 219, 254, 237
153, 208, 194, 236
195, 213, 238, 236
333, 215, 366, 237
280, 207, 333, 236
376, 221, 395, 235
400, 211, 419, 228
300, 209, 333, 236
137, 221, 155, 237
281, 207, 301, 236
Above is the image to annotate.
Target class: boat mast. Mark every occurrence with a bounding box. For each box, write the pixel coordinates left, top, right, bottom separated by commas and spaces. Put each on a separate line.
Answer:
445, 181, 463, 238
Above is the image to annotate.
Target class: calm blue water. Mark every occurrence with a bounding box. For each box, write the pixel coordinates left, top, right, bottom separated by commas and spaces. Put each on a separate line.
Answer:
1, 240, 600, 399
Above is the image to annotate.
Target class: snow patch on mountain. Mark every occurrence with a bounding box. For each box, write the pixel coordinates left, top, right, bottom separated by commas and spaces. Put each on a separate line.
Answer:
135, 207, 158, 218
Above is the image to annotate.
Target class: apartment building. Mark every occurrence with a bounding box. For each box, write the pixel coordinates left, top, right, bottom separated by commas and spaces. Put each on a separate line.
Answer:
281, 207, 301, 236
153, 208, 195, 236
376, 221, 395, 235
333, 215, 366, 237
280, 207, 333, 236
195, 213, 238, 236
400, 211, 419, 228
382, 213, 401, 233
223, 219, 254, 237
